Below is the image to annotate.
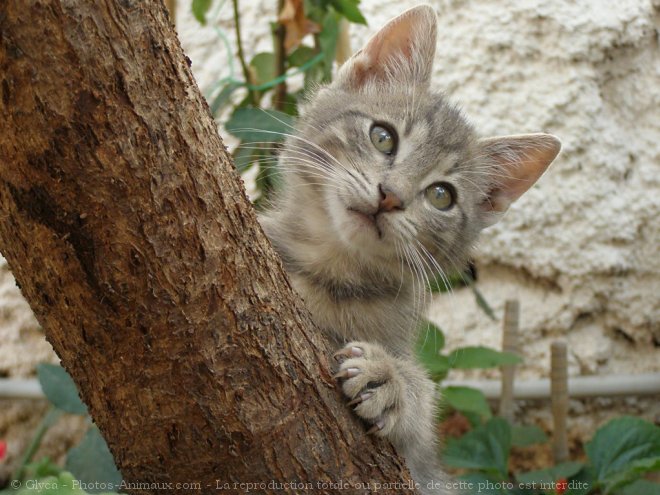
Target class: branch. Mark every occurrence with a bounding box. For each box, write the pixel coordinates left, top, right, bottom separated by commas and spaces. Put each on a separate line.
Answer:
231, 0, 257, 105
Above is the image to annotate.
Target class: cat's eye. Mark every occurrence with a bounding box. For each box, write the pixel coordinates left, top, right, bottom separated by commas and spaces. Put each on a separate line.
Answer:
425, 182, 455, 210
369, 124, 396, 155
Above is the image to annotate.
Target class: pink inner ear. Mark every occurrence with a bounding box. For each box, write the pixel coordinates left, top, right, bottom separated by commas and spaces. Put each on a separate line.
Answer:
481, 135, 561, 213
340, 5, 436, 89
487, 159, 548, 212
351, 31, 413, 87
365, 20, 416, 67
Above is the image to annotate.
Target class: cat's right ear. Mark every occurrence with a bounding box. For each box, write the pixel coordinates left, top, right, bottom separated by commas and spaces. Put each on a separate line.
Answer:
476, 133, 561, 228
335, 5, 437, 91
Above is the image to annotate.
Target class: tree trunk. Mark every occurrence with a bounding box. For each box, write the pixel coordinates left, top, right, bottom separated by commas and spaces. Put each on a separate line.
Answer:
0, 1, 412, 492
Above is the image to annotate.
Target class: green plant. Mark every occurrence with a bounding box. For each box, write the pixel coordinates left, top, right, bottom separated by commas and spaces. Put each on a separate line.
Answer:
415, 320, 659, 494
192, 0, 368, 203
415, 320, 521, 422
441, 416, 660, 495
1, 459, 115, 495
3, 364, 121, 494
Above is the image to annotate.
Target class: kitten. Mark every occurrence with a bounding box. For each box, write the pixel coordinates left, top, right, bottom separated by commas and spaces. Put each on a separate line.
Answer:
259, 5, 560, 493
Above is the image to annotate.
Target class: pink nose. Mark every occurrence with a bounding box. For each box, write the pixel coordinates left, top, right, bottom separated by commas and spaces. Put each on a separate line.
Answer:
378, 185, 403, 212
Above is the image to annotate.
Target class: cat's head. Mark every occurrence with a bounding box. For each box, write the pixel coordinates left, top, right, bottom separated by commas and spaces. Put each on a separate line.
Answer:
279, 5, 560, 276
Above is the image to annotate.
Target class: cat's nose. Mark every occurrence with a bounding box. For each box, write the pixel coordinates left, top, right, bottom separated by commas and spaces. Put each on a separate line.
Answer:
377, 184, 403, 212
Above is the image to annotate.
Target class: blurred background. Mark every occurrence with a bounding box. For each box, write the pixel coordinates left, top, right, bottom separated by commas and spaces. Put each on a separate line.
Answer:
1, 0, 658, 492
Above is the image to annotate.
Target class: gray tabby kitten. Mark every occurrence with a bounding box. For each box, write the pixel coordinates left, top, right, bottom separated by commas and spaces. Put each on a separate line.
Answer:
259, 5, 560, 493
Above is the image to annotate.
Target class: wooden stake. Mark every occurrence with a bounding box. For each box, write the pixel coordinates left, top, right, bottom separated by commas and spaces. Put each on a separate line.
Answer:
551, 341, 569, 463
499, 299, 519, 422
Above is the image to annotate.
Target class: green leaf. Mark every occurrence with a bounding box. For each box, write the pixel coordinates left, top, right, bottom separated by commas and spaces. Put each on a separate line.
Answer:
511, 425, 548, 447
416, 321, 445, 352
472, 284, 498, 321
318, 11, 340, 81
516, 461, 584, 487
602, 457, 660, 494
303, 61, 325, 90
428, 270, 467, 293
443, 386, 492, 420
6, 470, 117, 494
234, 93, 254, 110
192, 0, 213, 25
280, 93, 300, 117
462, 410, 486, 429
249, 52, 276, 86
288, 45, 317, 67
210, 82, 242, 116
329, 0, 367, 24
37, 364, 87, 415
444, 417, 511, 479
415, 321, 450, 380
23, 457, 63, 479
448, 346, 523, 369
232, 145, 258, 173
225, 107, 295, 144
14, 408, 63, 480
253, 159, 282, 207
66, 427, 122, 493
585, 416, 660, 488
617, 479, 660, 495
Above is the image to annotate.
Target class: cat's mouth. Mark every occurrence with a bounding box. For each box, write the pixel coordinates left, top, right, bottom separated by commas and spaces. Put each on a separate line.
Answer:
346, 207, 383, 239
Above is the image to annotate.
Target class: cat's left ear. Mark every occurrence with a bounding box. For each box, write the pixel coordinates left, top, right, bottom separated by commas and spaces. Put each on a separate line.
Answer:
477, 133, 561, 227
335, 5, 437, 90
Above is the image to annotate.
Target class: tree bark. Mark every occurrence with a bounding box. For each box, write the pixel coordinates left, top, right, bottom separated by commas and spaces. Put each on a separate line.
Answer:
0, 1, 412, 493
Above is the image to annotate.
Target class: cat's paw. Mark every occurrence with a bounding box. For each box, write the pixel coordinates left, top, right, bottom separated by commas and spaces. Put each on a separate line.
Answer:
332, 341, 407, 438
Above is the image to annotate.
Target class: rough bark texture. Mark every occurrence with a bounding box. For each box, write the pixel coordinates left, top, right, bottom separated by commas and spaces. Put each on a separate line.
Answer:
0, 1, 412, 492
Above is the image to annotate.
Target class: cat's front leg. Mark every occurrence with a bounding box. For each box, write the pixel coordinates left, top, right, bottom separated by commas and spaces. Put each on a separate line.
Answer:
333, 342, 452, 494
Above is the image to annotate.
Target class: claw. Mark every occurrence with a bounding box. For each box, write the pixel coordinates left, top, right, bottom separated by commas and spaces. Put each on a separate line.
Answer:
348, 391, 373, 407
367, 419, 385, 435
333, 346, 364, 361
333, 367, 360, 380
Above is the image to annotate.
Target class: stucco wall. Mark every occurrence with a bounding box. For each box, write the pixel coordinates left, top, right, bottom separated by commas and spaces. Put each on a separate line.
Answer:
424, 0, 660, 379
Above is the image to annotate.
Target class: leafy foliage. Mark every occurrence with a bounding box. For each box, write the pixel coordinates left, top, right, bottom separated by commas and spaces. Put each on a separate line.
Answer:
5, 365, 121, 493
445, 417, 512, 479
448, 346, 522, 369
225, 108, 294, 144
618, 479, 660, 495
1, 470, 116, 495
585, 417, 660, 494
415, 320, 658, 494
36, 364, 87, 415
511, 425, 548, 447
65, 429, 122, 493
191, 0, 213, 24
443, 386, 492, 421
445, 415, 660, 495
414, 319, 521, 423
196, 0, 368, 200
415, 321, 450, 381
329, 0, 366, 24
